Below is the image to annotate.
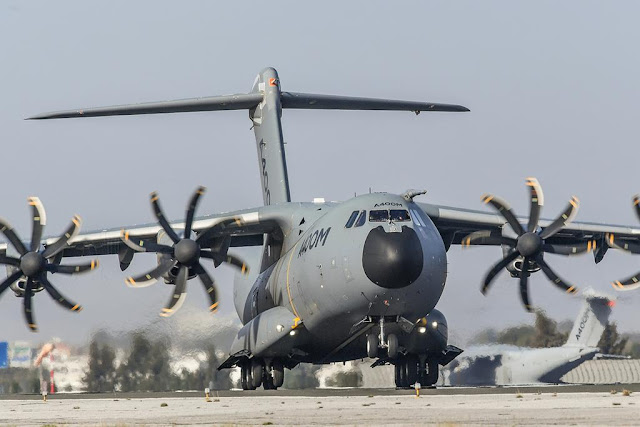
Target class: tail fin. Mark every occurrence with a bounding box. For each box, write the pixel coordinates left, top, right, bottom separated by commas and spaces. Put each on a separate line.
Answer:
564, 289, 614, 348
28, 67, 469, 206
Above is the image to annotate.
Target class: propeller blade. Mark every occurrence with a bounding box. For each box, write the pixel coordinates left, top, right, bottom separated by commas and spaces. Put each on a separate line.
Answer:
150, 192, 181, 244
0, 270, 23, 298
40, 274, 83, 312
461, 230, 517, 248
542, 240, 597, 256
633, 195, 640, 223
526, 177, 544, 233
47, 259, 99, 275
0, 255, 20, 267
481, 250, 520, 294
535, 255, 578, 295
519, 261, 533, 312
224, 254, 250, 275
42, 215, 82, 259
539, 196, 580, 239
481, 194, 525, 236
120, 230, 173, 253
160, 265, 187, 317
605, 233, 640, 254
184, 186, 206, 238
196, 218, 238, 245
23, 279, 37, 331
28, 197, 46, 252
0, 218, 27, 256
612, 273, 640, 291
193, 262, 218, 312
124, 258, 177, 288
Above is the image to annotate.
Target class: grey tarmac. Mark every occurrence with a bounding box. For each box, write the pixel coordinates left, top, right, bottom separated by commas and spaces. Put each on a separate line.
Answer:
2, 387, 640, 426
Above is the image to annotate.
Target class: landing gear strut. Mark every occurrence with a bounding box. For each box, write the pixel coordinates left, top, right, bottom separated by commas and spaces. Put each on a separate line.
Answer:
367, 317, 399, 358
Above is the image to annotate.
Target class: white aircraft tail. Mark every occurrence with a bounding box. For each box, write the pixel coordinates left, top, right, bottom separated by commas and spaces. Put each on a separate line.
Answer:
564, 289, 614, 348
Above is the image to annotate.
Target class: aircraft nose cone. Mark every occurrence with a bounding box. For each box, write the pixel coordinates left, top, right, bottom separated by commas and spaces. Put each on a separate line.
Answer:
362, 226, 424, 289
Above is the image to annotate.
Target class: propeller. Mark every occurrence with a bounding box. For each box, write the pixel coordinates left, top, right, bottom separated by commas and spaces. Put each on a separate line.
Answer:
0, 197, 98, 331
462, 177, 590, 311
607, 195, 640, 291
121, 186, 249, 317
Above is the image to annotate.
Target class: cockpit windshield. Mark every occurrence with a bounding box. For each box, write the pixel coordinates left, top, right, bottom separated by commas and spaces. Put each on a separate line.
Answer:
369, 210, 390, 222
390, 209, 411, 222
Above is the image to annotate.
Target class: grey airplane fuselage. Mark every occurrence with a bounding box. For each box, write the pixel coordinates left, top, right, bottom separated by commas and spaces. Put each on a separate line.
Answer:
235, 192, 447, 362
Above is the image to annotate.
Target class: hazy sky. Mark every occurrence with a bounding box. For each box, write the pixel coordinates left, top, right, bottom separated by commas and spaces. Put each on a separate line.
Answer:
1, 1, 639, 347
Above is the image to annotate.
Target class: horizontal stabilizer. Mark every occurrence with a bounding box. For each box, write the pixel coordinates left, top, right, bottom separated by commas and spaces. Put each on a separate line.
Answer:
27, 93, 264, 120
28, 92, 469, 120
281, 92, 469, 113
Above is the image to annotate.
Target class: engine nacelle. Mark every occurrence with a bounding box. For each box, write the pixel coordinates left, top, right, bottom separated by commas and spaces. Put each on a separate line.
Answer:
507, 256, 541, 278
405, 308, 448, 354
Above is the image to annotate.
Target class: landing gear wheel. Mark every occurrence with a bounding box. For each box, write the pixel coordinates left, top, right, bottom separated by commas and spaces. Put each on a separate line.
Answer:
272, 360, 285, 388
241, 362, 256, 390
263, 372, 276, 390
394, 358, 408, 388
367, 334, 379, 358
423, 360, 439, 386
387, 334, 398, 358
406, 355, 418, 387
251, 359, 263, 389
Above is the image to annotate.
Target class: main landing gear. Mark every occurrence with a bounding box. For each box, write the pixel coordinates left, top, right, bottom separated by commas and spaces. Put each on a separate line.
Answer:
394, 354, 438, 388
240, 358, 285, 390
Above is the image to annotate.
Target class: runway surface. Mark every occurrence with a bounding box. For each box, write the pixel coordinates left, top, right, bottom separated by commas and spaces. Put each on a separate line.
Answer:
2, 386, 640, 426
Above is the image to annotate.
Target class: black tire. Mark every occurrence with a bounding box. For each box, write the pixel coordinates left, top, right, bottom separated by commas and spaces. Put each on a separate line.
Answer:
423, 360, 439, 386
387, 334, 399, 358
272, 360, 284, 388
241, 362, 255, 390
395, 359, 407, 388
367, 334, 379, 358
251, 359, 263, 389
406, 355, 418, 387
263, 372, 275, 390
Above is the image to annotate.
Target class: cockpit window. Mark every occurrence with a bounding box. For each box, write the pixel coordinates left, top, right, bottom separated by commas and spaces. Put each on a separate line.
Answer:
345, 211, 359, 228
390, 209, 411, 222
355, 210, 367, 227
369, 210, 390, 222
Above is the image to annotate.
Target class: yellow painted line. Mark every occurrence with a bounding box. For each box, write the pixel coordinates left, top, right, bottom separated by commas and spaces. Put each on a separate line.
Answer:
71, 304, 80, 311
566, 286, 575, 294
482, 195, 494, 204
286, 242, 301, 321
209, 302, 218, 311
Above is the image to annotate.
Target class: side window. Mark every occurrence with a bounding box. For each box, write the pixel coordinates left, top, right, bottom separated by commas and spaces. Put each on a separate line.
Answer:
345, 211, 359, 228
355, 210, 367, 227
369, 210, 389, 222
390, 209, 411, 222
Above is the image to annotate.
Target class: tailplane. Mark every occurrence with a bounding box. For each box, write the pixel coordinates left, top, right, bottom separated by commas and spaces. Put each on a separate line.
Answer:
564, 289, 614, 348
28, 67, 469, 206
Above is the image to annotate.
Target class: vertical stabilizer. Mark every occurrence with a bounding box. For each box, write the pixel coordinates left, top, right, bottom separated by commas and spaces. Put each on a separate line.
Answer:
564, 290, 613, 348
249, 68, 291, 206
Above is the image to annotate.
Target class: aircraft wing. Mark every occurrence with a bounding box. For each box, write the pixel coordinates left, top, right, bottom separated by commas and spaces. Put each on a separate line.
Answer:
0, 205, 283, 266
420, 202, 640, 261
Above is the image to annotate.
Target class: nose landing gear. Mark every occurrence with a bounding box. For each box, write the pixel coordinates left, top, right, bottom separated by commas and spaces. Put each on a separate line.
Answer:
366, 317, 400, 358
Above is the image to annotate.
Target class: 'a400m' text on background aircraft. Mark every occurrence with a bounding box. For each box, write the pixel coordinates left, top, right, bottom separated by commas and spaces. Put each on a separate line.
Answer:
3, 67, 640, 390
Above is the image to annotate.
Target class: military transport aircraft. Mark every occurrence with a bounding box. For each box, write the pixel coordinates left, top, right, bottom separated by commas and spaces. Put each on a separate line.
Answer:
2, 67, 640, 390
443, 290, 616, 386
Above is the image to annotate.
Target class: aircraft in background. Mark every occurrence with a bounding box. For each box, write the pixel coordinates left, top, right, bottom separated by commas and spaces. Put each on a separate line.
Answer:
1, 68, 639, 390
443, 290, 618, 386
